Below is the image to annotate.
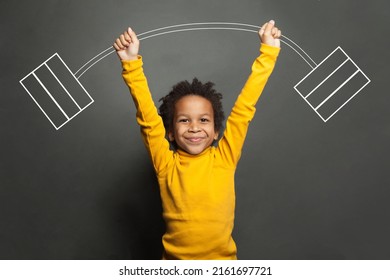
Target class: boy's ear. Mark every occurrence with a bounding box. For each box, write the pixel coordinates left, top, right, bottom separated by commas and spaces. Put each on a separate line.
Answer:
168, 131, 175, 141
214, 131, 219, 140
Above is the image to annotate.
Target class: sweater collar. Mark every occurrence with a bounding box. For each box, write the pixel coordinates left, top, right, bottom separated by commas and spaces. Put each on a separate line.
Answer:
176, 146, 213, 158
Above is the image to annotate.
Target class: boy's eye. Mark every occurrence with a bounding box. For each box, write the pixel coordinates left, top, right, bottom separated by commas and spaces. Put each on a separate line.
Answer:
178, 119, 189, 123
200, 118, 209, 122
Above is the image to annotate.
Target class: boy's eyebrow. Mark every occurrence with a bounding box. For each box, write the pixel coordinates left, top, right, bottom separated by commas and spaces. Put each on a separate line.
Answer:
175, 113, 212, 117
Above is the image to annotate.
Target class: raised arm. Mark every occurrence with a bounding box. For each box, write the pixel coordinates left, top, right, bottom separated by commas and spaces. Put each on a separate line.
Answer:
217, 20, 281, 167
114, 28, 173, 173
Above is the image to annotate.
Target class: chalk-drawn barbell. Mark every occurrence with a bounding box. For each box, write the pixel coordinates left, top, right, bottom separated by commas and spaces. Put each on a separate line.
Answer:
19, 22, 370, 130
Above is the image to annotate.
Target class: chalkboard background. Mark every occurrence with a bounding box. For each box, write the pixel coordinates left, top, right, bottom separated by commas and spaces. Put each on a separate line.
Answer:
1, 0, 389, 259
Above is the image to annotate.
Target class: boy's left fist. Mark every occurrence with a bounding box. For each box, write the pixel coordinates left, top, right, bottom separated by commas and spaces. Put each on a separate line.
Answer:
259, 20, 281, 48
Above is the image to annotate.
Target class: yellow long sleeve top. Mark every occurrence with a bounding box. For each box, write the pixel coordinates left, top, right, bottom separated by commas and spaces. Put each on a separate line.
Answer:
122, 44, 280, 259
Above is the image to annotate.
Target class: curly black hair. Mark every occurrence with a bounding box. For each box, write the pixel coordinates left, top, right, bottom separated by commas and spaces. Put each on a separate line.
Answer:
158, 78, 225, 134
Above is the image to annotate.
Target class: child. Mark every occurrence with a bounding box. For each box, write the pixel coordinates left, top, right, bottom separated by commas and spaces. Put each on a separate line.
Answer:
113, 20, 281, 260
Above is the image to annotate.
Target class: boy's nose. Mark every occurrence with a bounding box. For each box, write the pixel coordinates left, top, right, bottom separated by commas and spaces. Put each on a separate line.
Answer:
188, 123, 201, 132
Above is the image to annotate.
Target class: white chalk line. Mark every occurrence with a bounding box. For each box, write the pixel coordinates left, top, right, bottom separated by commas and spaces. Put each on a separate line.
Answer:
315, 69, 360, 111
75, 22, 317, 78
323, 78, 370, 122
21, 22, 334, 129
32, 71, 70, 120
45, 61, 82, 111
294, 46, 371, 122
76, 49, 116, 79
20, 53, 94, 130
305, 58, 350, 99
74, 46, 113, 76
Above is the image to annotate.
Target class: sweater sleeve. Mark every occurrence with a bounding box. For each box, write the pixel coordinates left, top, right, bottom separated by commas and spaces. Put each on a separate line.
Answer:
122, 56, 173, 173
217, 44, 280, 167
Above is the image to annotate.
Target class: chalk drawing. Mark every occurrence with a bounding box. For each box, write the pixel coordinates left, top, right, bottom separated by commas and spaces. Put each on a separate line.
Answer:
20, 22, 370, 129
20, 53, 93, 130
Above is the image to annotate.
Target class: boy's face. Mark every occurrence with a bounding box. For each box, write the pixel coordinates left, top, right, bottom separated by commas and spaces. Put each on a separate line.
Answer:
168, 95, 219, 155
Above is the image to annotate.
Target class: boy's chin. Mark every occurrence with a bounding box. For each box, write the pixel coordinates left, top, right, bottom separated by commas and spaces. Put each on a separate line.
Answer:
179, 145, 208, 155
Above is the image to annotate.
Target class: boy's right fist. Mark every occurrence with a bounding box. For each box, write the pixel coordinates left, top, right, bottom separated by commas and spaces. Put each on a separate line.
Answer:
113, 27, 140, 61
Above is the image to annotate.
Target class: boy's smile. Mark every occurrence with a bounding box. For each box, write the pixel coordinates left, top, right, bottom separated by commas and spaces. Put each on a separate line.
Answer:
168, 95, 219, 155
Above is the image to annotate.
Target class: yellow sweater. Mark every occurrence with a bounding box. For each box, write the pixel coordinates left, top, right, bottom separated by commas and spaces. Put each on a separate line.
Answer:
122, 44, 280, 259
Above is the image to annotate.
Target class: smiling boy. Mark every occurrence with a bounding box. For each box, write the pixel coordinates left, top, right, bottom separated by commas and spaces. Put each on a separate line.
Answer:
114, 20, 281, 259
168, 95, 219, 155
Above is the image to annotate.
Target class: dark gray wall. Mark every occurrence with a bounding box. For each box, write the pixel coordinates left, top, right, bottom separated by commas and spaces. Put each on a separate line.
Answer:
1, 0, 389, 259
